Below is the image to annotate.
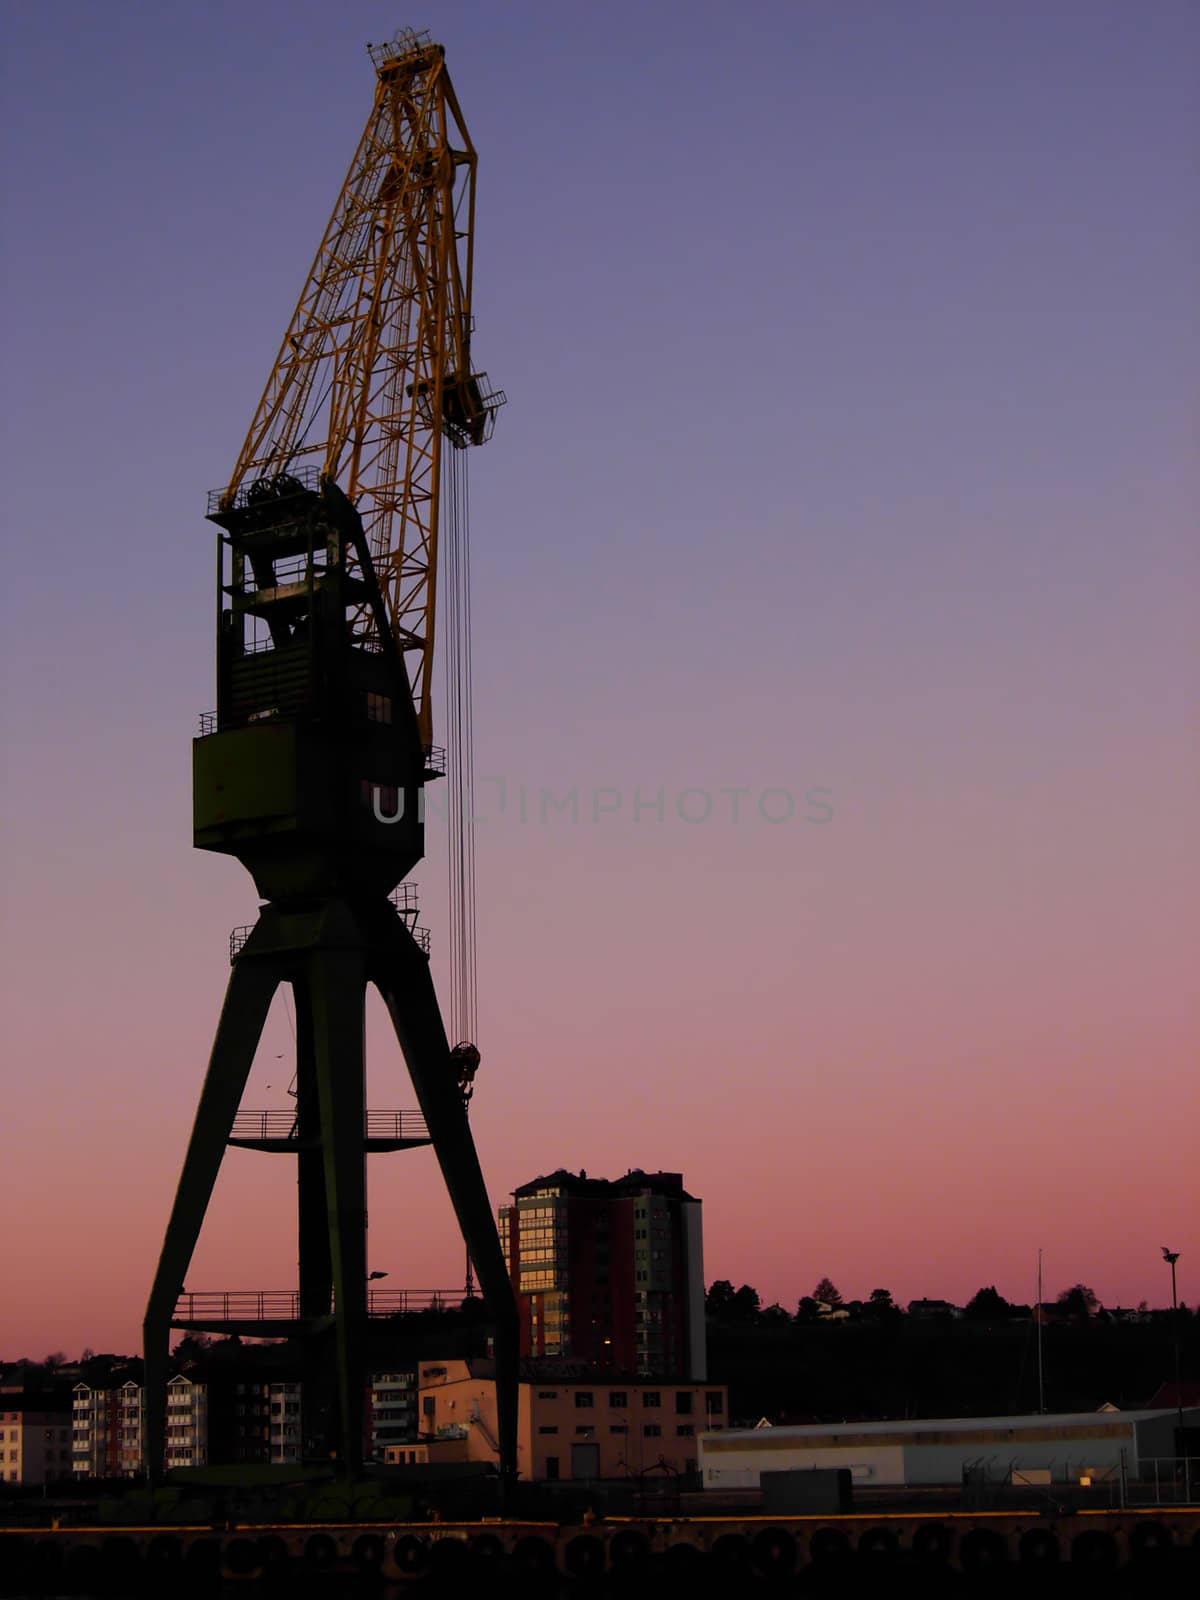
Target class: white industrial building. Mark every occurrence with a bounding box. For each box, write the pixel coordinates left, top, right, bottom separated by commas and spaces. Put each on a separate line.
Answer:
701, 1408, 1200, 1490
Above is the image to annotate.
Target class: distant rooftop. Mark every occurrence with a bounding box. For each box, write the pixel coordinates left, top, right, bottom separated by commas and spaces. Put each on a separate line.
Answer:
511, 1167, 698, 1202
710, 1406, 1200, 1443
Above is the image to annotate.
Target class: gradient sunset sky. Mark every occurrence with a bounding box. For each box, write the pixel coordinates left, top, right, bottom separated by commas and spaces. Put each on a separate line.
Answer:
1, 0, 1196, 1359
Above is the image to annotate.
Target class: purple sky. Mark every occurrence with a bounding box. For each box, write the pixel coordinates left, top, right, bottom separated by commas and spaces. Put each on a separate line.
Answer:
1, 0, 1196, 1358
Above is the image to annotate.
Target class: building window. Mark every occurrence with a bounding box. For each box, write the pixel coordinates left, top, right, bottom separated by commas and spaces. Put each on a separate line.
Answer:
609, 1392, 627, 1409
610, 1424, 628, 1435
575, 1426, 594, 1438
545, 1456, 560, 1480
641, 1392, 661, 1409
538, 1426, 558, 1435
676, 1424, 694, 1437
675, 1391, 693, 1414
574, 1392, 594, 1409
537, 1391, 558, 1400
643, 1424, 661, 1438
366, 692, 393, 724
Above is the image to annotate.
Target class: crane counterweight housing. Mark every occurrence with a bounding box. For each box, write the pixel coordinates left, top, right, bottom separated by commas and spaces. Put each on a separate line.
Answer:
144, 28, 517, 1488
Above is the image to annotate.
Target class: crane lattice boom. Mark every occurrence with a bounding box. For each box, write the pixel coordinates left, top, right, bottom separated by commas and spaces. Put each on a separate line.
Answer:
220, 27, 503, 744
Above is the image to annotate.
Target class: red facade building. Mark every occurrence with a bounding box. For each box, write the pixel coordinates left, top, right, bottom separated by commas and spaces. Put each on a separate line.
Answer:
499, 1169, 706, 1379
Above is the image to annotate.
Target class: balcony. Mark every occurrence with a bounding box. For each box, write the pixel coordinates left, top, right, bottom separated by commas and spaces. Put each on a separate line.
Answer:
227, 1108, 430, 1152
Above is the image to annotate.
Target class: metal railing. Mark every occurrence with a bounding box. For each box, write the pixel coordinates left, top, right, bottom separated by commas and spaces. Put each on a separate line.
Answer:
229, 925, 254, 962
229, 1109, 429, 1142
173, 1287, 471, 1321
387, 886, 431, 953
198, 711, 217, 736
367, 28, 433, 70
207, 466, 321, 516
1128, 1456, 1199, 1506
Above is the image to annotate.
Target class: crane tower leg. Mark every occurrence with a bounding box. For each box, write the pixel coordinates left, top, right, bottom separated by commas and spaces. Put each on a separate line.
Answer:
145, 898, 516, 1486
294, 983, 333, 1320
143, 957, 280, 1480
371, 910, 519, 1491
308, 943, 369, 1475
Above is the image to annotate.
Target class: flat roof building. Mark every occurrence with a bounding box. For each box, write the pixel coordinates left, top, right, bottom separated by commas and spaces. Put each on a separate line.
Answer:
0, 1396, 71, 1486
419, 1358, 727, 1482
701, 1407, 1200, 1492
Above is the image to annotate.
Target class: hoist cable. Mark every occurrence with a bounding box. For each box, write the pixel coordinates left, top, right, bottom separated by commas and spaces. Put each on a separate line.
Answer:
442, 440, 478, 1051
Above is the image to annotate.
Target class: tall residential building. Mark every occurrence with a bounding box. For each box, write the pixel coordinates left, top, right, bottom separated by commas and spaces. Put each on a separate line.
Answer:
498, 1169, 706, 1379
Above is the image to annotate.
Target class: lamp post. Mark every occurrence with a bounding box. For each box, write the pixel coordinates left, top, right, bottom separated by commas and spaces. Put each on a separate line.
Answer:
1161, 1248, 1183, 1467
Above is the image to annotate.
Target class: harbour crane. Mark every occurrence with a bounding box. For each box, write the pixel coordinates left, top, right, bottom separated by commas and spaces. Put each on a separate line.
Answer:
143, 28, 516, 1483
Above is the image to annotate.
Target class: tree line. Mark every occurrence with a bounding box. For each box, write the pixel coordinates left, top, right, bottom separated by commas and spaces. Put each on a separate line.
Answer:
705, 1278, 1187, 1324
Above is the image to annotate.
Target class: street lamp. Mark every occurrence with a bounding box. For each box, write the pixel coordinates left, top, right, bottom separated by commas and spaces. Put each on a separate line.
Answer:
1161, 1248, 1183, 1461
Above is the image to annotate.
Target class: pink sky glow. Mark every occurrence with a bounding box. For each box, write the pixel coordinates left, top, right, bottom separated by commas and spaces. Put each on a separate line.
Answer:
2, 1, 1197, 1360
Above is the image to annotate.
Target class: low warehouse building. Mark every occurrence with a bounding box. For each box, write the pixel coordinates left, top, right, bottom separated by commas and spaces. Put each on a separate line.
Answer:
419, 1359, 728, 1481
700, 1407, 1200, 1490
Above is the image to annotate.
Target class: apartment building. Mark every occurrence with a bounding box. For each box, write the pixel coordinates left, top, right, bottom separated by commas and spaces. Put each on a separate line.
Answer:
499, 1169, 706, 1379
71, 1374, 203, 1475
368, 1371, 417, 1461
68, 1371, 409, 1473
71, 1380, 143, 1479
268, 1381, 302, 1464
164, 1374, 207, 1470
0, 1398, 71, 1485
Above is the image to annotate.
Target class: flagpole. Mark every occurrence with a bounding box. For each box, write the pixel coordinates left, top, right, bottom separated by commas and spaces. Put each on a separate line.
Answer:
1037, 1248, 1046, 1414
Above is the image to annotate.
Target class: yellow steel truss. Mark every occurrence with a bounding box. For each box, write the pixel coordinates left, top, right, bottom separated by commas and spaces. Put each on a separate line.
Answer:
218, 28, 499, 745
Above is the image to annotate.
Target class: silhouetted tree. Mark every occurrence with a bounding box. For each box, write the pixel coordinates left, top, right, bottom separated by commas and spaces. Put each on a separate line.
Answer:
796, 1296, 823, 1323
171, 1334, 214, 1363
812, 1278, 842, 1308
706, 1280, 736, 1315
730, 1284, 762, 1320
866, 1288, 901, 1322
1057, 1284, 1100, 1319
965, 1285, 1013, 1321
761, 1303, 792, 1325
